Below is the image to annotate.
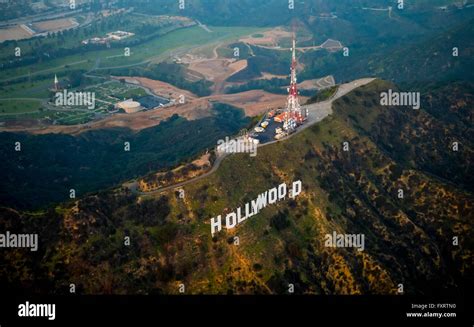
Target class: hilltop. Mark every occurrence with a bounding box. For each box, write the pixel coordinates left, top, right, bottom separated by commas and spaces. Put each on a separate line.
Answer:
1, 79, 472, 295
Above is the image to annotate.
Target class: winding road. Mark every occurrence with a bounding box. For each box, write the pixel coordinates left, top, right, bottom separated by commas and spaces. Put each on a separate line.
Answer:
136, 77, 376, 196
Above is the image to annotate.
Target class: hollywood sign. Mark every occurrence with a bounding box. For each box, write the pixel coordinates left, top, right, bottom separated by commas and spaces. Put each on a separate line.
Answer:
210, 180, 302, 235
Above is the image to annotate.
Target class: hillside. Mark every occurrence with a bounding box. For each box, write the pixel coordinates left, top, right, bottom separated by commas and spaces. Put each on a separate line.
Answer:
300, 17, 474, 84
0, 104, 250, 210
129, 0, 468, 27
1, 80, 472, 295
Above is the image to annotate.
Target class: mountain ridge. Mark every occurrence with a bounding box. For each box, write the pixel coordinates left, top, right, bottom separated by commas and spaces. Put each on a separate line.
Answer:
1, 79, 472, 295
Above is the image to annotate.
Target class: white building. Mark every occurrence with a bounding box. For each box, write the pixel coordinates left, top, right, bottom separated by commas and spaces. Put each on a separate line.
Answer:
115, 99, 143, 114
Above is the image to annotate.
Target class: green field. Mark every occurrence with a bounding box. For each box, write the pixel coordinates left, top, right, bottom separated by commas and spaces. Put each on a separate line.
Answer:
1, 26, 262, 82
0, 99, 42, 115
0, 13, 183, 62
96, 26, 263, 67
0, 78, 54, 99
46, 81, 149, 125
115, 87, 147, 99
0, 25, 262, 120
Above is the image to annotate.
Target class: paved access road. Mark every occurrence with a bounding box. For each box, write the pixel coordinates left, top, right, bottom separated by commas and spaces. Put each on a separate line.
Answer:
245, 77, 376, 148
137, 77, 376, 195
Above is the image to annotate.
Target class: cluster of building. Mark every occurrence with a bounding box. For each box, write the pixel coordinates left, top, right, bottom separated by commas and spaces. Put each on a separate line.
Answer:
81, 30, 134, 45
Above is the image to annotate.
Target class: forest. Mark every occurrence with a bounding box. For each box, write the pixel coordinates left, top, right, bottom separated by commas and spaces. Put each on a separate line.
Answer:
0, 103, 249, 209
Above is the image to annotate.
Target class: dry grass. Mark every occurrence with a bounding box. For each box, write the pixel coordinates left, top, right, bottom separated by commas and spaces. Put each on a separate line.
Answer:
0, 26, 33, 42
32, 18, 78, 32
1, 77, 297, 134
239, 27, 293, 47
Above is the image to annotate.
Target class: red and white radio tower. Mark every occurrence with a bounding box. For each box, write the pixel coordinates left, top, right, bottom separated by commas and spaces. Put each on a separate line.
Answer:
283, 36, 308, 131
